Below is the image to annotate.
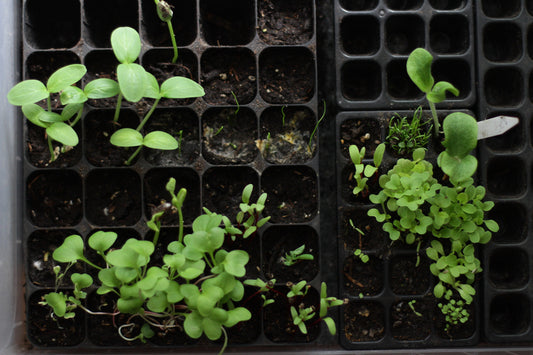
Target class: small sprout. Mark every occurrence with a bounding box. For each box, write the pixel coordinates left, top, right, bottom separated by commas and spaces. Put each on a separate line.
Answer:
286, 280, 309, 298
354, 249, 369, 263
281, 105, 287, 127
408, 300, 422, 317
386, 106, 432, 156
154, 0, 178, 63
290, 305, 315, 335
308, 100, 326, 152
349, 142, 385, 197
214, 126, 224, 136
281, 244, 314, 266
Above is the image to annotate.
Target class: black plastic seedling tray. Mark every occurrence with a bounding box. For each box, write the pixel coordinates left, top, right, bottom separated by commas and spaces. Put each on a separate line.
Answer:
333, 0, 476, 110
20, 0, 330, 351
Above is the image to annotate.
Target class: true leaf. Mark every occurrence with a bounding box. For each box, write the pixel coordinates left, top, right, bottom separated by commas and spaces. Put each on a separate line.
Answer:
427, 81, 459, 103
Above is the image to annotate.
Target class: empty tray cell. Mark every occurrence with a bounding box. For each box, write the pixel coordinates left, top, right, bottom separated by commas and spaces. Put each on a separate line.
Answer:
485, 112, 524, 152
259, 47, 315, 104
385, 15, 424, 55
24, 0, 80, 49
202, 107, 258, 164
387, 59, 423, 100
343, 301, 385, 342
429, 0, 466, 10
84, 109, 140, 167
489, 248, 529, 289
391, 299, 432, 341
385, 0, 423, 10
144, 168, 201, 225
27, 229, 84, 287
258, 0, 314, 45
143, 108, 200, 166
487, 202, 527, 243
343, 254, 384, 296
28, 290, 85, 346
486, 156, 526, 196
259, 106, 317, 164
485, 67, 524, 107
482, 0, 521, 18
339, 117, 384, 158
341, 16, 380, 55
261, 225, 319, 282
85, 169, 142, 226
201, 48, 256, 105
484, 22, 522, 62
202, 166, 259, 223
84, 0, 138, 48
341, 61, 382, 101
27, 170, 82, 227
430, 15, 469, 54
201, 0, 254, 45
340, 0, 378, 10
142, 0, 196, 47
26, 51, 81, 83
432, 59, 471, 100
390, 254, 430, 295
490, 294, 530, 335
262, 165, 318, 223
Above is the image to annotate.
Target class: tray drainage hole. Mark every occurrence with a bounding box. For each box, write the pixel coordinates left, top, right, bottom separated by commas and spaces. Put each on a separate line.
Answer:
482, 0, 521, 18
341, 61, 382, 101
488, 202, 527, 244
340, 0, 378, 11
385, 0, 423, 10
387, 59, 423, 100
344, 301, 385, 342
341, 16, 380, 55
486, 156, 526, 196
430, 15, 469, 54
484, 23, 522, 62
489, 248, 529, 289
490, 294, 530, 335
429, 0, 466, 10
484, 67, 523, 107
25, 0, 80, 49
385, 15, 425, 55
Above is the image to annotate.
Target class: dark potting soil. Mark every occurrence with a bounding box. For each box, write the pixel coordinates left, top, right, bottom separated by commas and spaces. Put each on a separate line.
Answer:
343, 255, 383, 296
341, 163, 382, 205
143, 109, 200, 166
339, 118, 384, 159
391, 299, 432, 341
340, 208, 387, 252
201, 48, 256, 105
344, 301, 385, 342
85, 110, 140, 166
146, 60, 198, 106
262, 166, 318, 223
28, 291, 85, 347
26, 171, 82, 227
263, 287, 320, 342
262, 225, 319, 283
390, 254, 431, 295
202, 108, 258, 164
225, 287, 262, 344
27, 230, 84, 287
26, 122, 82, 168
258, 0, 313, 45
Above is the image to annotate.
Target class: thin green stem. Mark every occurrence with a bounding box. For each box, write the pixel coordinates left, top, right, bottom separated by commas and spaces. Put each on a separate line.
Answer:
167, 20, 178, 64
70, 107, 84, 127
308, 101, 326, 151
136, 97, 160, 131
114, 92, 123, 122
47, 96, 52, 112
80, 256, 103, 271
178, 205, 184, 244
126, 146, 143, 166
218, 327, 228, 355
429, 101, 439, 136
47, 136, 56, 162
152, 228, 161, 247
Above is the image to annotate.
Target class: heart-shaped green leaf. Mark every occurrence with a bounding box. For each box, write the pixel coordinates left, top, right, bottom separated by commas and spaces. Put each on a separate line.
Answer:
53, 235, 85, 263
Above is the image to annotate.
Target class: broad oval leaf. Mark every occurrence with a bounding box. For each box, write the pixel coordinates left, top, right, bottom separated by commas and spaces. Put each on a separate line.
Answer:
117, 63, 146, 102
111, 27, 141, 64
84, 78, 120, 99
22, 104, 47, 128
88, 230, 118, 252
160, 77, 205, 99
110, 128, 143, 147
406, 48, 434, 94
61, 103, 83, 121
224, 307, 251, 327
60, 86, 87, 105
98, 267, 121, 288
47, 64, 87, 93
143, 131, 179, 150
144, 72, 161, 99
38, 111, 65, 123
442, 112, 478, 158
46, 122, 79, 146
53, 235, 85, 263
427, 81, 459, 103
8, 80, 49, 106
71, 273, 93, 289
184, 311, 203, 339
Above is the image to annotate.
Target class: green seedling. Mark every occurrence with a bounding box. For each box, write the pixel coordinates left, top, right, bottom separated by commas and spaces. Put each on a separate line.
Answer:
7, 64, 87, 162
235, 184, 270, 239
353, 249, 369, 263
408, 300, 422, 317
281, 105, 287, 127
349, 142, 386, 197
281, 244, 314, 266
177, 129, 183, 156
318, 282, 347, 335
387, 106, 432, 156
308, 100, 327, 152
407, 48, 459, 136
110, 128, 178, 165
438, 290, 470, 332
154, 0, 178, 63
290, 305, 316, 335
286, 280, 310, 298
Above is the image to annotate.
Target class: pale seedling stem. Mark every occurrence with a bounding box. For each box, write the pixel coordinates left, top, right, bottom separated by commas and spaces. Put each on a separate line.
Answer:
113, 92, 123, 122
429, 101, 439, 136
167, 21, 178, 64
136, 97, 161, 131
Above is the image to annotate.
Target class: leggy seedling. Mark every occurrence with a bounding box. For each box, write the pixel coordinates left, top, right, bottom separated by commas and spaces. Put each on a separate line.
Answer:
154, 0, 179, 64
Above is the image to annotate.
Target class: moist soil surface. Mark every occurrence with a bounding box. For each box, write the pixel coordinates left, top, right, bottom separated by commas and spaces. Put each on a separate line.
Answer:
258, 0, 313, 45
26, 123, 81, 168
340, 118, 384, 158
343, 255, 383, 296
340, 208, 387, 252
390, 254, 431, 295
344, 301, 385, 342
391, 299, 432, 340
